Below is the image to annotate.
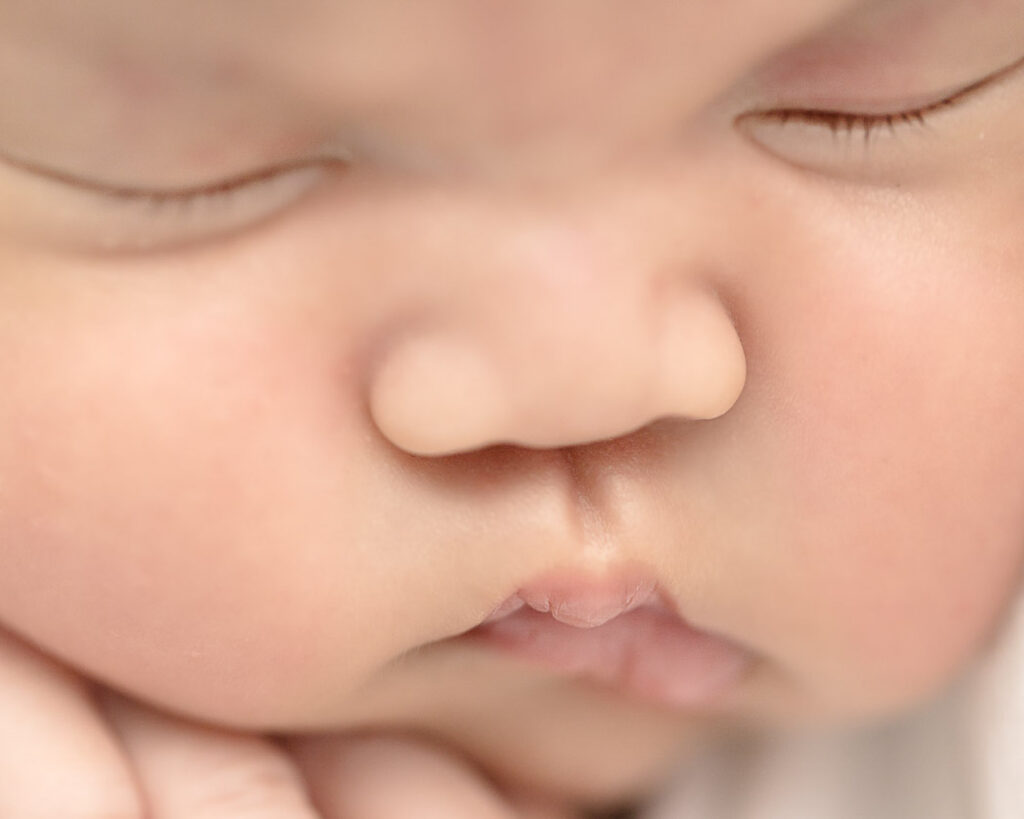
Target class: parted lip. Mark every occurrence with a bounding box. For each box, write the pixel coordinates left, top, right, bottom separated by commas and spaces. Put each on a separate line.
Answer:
482, 568, 671, 629
468, 566, 753, 709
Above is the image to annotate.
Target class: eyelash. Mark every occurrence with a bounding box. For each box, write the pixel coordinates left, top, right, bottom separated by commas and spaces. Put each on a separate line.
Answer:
7, 53, 1024, 215
90, 161, 323, 211
759, 101, 946, 139
756, 94, 961, 141
752, 54, 1024, 141
92, 101, 946, 208
1, 150, 333, 214
115, 62, 1018, 207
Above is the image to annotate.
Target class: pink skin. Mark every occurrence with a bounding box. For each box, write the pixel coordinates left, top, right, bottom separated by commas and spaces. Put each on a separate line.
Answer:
1, 0, 1024, 806
472, 572, 753, 708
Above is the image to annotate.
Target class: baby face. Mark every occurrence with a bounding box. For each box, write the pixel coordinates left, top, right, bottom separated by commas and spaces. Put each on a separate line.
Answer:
2, 0, 1024, 803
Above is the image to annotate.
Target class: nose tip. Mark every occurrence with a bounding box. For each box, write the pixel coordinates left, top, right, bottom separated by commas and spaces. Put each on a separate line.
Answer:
367, 292, 746, 457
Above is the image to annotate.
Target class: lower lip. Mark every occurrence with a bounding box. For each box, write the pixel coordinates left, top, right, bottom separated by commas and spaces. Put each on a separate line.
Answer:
467, 605, 751, 708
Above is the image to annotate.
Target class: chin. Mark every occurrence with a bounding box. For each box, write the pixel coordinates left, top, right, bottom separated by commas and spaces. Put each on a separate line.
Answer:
458, 690, 709, 806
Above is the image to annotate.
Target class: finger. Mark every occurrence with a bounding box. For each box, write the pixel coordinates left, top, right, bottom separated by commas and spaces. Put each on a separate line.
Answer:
100, 690, 320, 819
288, 733, 523, 819
0, 624, 143, 818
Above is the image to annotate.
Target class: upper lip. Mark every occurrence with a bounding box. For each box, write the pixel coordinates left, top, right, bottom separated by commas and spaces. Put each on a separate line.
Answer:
481, 567, 670, 629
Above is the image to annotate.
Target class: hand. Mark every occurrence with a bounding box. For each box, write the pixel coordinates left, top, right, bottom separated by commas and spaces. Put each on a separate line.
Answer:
0, 624, 579, 818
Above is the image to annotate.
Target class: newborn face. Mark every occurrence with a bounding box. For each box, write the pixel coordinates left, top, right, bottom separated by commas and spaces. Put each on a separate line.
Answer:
2, 0, 1024, 804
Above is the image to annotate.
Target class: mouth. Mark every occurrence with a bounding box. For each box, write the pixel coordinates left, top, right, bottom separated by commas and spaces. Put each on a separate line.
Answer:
464, 571, 753, 709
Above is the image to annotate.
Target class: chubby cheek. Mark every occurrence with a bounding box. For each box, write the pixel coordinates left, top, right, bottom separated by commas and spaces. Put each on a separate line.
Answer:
0, 262, 393, 725
749, 209, 1024, 719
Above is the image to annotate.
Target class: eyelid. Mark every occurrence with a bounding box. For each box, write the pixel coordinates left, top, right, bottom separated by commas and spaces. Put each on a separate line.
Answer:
0, 151, 347, 252
737, 53, 1024, 137
0, 151, 344, 204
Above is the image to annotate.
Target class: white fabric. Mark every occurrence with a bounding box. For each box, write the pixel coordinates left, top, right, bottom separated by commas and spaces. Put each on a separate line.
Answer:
644, 592, 1024, 819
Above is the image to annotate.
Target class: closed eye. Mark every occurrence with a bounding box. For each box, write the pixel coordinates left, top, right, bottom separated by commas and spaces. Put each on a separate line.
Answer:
738, 54, 1024, 142
0, 149, 352, 251
0, 151, 342, 211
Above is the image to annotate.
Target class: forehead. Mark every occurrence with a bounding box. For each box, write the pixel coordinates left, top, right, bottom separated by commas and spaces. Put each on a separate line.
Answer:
6, 0, 860, 116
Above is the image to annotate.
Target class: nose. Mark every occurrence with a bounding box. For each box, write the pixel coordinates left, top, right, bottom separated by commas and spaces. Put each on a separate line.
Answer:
366, 206, 746, 457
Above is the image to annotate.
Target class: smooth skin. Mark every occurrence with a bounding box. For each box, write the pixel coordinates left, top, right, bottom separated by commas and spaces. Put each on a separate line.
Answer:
2, 0, 1024, 816
0, 628, 572, 818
